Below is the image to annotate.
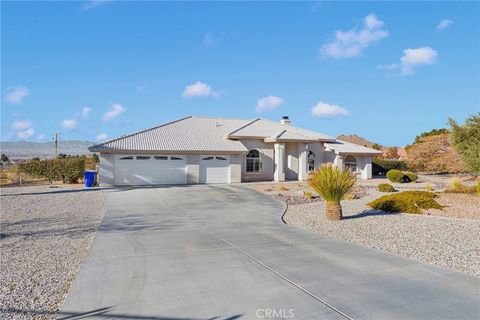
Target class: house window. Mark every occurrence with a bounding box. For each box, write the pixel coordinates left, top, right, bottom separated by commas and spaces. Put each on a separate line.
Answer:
136, 156, 151, 160
119, 156, 133, 160
344, 155, 357, 172
308, 151, 316, 171
202, 156, 214, 160
246, 149, 262, 173
216, 156, 227, 161
170, 156, 184, 160
154, 156, 168, 160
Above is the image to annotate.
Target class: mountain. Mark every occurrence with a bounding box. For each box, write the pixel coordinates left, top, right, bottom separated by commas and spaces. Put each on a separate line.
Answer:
337, 134, 375, 148
0, 140, 95, 160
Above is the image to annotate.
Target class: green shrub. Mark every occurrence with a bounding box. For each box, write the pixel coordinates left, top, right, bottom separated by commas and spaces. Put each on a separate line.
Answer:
386, 169, 405, 183
377, 183, 396, 192
404, 172, 418, 182
477, 178, 480, 197
368, 191, 444, 214
445, 178, 477, 194
425, 184, 434, 192
303, 191, 313, 199
19, 157, 85, 183
372, 158, 408, 176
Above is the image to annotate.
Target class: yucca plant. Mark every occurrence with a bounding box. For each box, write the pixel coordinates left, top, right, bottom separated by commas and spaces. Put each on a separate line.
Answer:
308, 163, 357, 221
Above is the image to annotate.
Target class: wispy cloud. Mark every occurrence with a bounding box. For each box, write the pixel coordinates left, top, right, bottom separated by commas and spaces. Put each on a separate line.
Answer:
256, 96, 285, 113
320, 13, 388, 59
11, 120, 32, 130
17, 128, 35, 139
81, 106, 92, 119
311, 102, 350, 118
3, 86, 30, 105
82, 0, 113, 11
203, 32, 226, 48
102, 103, 126, 121
400, 47, 438, 76
436, 19, 454, 31
60, 119, 77, 130
96, 133, 108, 141
181, 81, 224, 99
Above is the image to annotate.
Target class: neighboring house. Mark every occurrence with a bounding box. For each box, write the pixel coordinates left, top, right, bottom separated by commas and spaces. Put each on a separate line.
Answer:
89, 116, 382, 186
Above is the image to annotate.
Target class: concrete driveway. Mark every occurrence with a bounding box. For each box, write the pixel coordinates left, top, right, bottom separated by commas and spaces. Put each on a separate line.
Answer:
61, 185, 479, 320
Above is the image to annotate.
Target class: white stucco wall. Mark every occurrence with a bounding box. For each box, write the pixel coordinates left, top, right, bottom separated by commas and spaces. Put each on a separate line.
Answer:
98, 153, 115, 187
285, 143, 299, 180
239, 140, 274, 182
229, 154, 242, 183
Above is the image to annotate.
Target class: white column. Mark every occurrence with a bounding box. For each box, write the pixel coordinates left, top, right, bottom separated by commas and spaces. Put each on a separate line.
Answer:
362, 157, 372, 180
297, 143, 307, 181
335, 153, 343, 170
274, 143, 285, 182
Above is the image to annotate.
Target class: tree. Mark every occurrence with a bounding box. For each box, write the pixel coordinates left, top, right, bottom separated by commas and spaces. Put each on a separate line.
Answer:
308, 164, 357, 221
406, 133, 464, 173
385, 147, 399, 159
449, 113, 480, 173
1, 154, 9, 162
414, 128, 449, 144
371, 143, 382, 151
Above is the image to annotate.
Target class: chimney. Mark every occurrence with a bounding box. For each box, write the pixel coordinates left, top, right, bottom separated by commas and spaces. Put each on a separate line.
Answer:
280, 116, 291, 125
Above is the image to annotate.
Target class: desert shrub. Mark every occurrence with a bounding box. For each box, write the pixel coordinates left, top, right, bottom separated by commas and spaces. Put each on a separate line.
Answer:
278, 185, 289, 191
386, 169, 405, 183
404, 172, 418, 182
368, 191, 444, 214
377, 183, 396, 192
477, 179, 480, 197
425, 185, 434, 192
445, 178, 477, 194
303, 191, 313, 199
372, 158, 408, 176
19, 158, 85, 183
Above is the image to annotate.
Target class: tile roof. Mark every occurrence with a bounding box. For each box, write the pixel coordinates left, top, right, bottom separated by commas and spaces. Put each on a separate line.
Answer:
324, 140, 383, 155
89, 116, 251, 152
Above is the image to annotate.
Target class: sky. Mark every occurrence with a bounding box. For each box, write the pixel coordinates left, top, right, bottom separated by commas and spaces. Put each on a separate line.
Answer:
1, 1, 479, 146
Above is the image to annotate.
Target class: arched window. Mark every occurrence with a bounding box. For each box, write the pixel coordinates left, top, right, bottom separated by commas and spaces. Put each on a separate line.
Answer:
246, 149, 262, 173
344, 155, 357, 172
308, 151, 316, 171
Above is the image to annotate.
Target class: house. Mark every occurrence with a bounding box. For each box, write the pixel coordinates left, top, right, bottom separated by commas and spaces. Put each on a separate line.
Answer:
89, 116, 382, 186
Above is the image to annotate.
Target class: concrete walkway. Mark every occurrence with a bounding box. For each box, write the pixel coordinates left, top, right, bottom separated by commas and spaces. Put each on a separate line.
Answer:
61, 185, 479, 319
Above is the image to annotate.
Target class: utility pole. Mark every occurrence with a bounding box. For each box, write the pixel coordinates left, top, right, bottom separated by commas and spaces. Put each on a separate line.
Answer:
53, 133, 61, 157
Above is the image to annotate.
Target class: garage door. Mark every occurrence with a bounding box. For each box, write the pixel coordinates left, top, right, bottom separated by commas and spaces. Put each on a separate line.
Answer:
199, 156, 230, 184
114, 155, 187, 185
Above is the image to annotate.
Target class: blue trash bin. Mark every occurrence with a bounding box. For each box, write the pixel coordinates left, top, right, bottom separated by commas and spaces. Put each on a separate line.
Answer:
84, 170, 96, 187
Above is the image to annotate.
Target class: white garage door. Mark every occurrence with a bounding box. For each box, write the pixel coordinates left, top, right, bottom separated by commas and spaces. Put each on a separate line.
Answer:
199, 155, 230, 184
114, 155, 187, 185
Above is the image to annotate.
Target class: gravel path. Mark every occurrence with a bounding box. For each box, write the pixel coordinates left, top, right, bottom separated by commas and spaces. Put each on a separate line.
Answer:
0, 186, 106, 319
284, 187, 480, 278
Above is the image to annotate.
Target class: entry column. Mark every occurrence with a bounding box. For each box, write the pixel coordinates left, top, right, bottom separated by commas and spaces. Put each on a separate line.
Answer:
274, 143, 285, 182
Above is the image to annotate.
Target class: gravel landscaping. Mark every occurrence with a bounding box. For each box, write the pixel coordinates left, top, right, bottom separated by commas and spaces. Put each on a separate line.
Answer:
282, 187, 480, 278
0, 186, 106, 319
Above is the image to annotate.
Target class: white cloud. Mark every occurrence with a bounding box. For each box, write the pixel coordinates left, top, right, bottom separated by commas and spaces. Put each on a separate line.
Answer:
203, 32, 225, 47
436, 19, 454, 31
3, 86, 30, 105
256, 96, 285, 113
11, 120, 32, 130
311, 102, 350, 118
81, 106, 92, 119
82, 0, 112, 11
17, 128, 35, 139
38, 134, 45, 141
182, 81, 224, 99
400, 47, 438, 76
376, 63, 397, 70
60, 119, 77, 130
102, 103, 126, 121
96, 133, 108, 141
320, 13, 388, 59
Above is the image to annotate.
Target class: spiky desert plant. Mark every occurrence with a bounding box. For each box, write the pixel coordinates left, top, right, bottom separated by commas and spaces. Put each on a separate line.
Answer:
308, 163, 357, 221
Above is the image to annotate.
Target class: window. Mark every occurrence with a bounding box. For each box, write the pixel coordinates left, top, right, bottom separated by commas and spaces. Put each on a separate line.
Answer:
308, 151, 316, 172
136, 156, 151, 160
216, 156, 227, 161
344, 155, 357, 172
119, 156, 133, 160
202, 156, 214, 160
154, 156, 168, 160
170, 156, 183, 160
246, 149, 262, 173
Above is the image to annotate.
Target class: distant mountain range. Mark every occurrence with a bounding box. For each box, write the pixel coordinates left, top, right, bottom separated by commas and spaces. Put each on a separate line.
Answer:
337, 134, 375, 148
0, 140, 95, 160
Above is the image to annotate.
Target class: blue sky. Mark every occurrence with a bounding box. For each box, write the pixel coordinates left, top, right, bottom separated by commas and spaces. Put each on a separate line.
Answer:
1, 1, 479, 146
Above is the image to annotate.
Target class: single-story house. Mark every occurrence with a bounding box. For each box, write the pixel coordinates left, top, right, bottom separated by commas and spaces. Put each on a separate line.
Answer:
89, 116, 382, 186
